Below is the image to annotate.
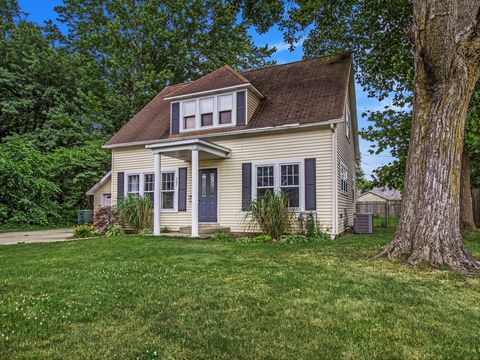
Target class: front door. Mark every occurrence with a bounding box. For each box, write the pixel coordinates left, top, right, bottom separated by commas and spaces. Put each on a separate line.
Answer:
199, 169, 217, 222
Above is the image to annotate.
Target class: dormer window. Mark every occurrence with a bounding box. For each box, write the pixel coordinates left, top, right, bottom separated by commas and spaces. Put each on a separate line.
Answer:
174, 91, 243, 133
183, 101, 196, 129
200, 97, 214, 127
218, 94, 233, 125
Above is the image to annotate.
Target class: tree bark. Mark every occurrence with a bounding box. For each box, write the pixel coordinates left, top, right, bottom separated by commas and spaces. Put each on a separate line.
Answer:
461, 149, 477, 232
378, 0, 480, 273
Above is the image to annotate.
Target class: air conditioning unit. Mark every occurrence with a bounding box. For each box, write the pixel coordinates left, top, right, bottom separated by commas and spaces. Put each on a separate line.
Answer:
354, 213, 373, 234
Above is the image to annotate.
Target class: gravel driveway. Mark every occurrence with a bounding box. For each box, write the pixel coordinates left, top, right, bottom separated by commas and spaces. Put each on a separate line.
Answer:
0, 228, 75, 245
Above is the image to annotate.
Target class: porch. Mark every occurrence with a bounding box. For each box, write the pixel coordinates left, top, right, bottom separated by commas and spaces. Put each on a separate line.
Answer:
146, 139, 231, 237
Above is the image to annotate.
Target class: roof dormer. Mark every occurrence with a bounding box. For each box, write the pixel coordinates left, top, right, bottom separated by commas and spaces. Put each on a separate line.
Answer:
166, 65, 263, 134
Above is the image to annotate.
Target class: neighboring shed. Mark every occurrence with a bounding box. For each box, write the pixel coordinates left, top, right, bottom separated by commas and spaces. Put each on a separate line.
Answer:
86, 171, 112, 210
357, 186, 402, 203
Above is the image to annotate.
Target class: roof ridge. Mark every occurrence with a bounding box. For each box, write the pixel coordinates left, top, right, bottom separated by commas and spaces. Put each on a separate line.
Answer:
222, 64, 251, 84
240, 51, 353, 74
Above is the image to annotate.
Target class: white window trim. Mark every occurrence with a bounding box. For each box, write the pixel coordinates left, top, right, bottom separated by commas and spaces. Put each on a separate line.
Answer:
126, 174, 140, 196
100, 192, 112, 207
175, 92, 237, 133
340, 162, 348, 195
251, 158, 305, 210
124, 168, 178, 212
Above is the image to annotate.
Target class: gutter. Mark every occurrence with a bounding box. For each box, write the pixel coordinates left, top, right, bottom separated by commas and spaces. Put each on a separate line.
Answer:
103, 118, 344, 149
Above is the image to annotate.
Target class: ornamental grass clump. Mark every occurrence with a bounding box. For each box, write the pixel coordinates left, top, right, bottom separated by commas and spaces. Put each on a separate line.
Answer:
116, 195, 152, 233
244, 190, 294, 240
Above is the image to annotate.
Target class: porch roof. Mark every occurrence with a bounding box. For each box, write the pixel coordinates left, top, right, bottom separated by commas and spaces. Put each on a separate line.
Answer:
145, 138, 231, 161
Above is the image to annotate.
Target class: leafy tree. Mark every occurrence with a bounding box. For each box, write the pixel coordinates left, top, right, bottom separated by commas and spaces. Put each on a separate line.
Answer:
0, 18, 114, 150
0, 136, 61, 225
53, 0, 275, 131
355, 162, 373, 194
242, 0, 480, 271
48, 141, 110, 211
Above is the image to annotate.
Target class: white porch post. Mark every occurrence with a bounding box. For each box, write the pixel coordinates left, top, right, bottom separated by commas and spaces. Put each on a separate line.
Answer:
153, 152, 161, 236
191, 148, 199, 237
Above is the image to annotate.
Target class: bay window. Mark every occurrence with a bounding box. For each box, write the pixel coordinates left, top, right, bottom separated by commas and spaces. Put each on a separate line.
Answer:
254, 160, 304, 209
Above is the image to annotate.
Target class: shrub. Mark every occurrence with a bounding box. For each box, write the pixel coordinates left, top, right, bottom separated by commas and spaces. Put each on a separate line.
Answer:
161, 225, 171, 233
244, 191, 294, 240
304, 214, 330, 241
282, 233, 310, 244
116, 195, 152, 233
93, 206, 116, 234
211, 232, 234, 242
0, 136, 61, 225
73, 224, 95, 238
105, 225, 125, 237
252, 234, 272, 243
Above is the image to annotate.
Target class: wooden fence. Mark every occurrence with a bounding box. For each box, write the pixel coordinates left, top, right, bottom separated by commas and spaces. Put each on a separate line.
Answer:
473, 188, 480, 228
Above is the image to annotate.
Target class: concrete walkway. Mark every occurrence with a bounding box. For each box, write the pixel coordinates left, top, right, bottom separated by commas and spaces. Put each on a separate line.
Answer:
0, 228, 75, 245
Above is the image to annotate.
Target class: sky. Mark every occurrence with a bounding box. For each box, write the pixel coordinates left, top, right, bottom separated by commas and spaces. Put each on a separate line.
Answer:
17, 0, 396, 178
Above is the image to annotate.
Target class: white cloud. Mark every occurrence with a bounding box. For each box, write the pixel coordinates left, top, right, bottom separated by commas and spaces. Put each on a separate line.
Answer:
272, 38, 305, 52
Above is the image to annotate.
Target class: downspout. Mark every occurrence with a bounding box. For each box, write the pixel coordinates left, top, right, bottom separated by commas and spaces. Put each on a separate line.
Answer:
331, 123, 338, 239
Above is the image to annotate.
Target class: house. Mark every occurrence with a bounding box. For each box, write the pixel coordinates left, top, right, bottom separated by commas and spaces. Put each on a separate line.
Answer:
357, 186, 402, 203
88, 53, 360, 237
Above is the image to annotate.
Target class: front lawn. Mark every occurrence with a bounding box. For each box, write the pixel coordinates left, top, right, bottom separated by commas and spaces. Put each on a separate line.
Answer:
1, 229, 479, 359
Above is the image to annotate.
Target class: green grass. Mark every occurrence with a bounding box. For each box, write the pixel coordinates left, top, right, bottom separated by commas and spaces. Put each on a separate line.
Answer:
0, 229, 479, 359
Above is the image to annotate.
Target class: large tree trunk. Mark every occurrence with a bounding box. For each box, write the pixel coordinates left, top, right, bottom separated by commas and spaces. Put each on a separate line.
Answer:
378, 0, 480, 273
461, 149, 477, 232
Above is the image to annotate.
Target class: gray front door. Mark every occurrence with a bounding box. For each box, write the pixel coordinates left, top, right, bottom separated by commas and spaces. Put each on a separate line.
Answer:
199, 169, 217, 222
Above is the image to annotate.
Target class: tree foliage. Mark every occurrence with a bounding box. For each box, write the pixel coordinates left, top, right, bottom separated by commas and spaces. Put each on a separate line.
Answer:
0, 0, 273, 225
241, 0, 480, 190
53, 0, 275, 129
0, 136, 61, 225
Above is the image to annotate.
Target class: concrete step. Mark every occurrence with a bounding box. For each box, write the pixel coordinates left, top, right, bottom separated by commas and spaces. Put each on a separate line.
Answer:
179, 225, 231, 235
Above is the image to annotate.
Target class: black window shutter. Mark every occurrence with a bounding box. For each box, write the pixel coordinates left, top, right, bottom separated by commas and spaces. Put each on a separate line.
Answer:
178, 167, 187, 211
242, 163, 252, 211
171, 102, 180, 134
236, 91, 246, 125
117, 172, 125, 200
305, 159, 316, 210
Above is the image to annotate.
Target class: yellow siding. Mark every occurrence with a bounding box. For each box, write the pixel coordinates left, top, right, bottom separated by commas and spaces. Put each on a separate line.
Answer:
93, 179, 112, 210
111, 128, 333, 233
336, 99, 356, 234
247, 90, 260, 122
